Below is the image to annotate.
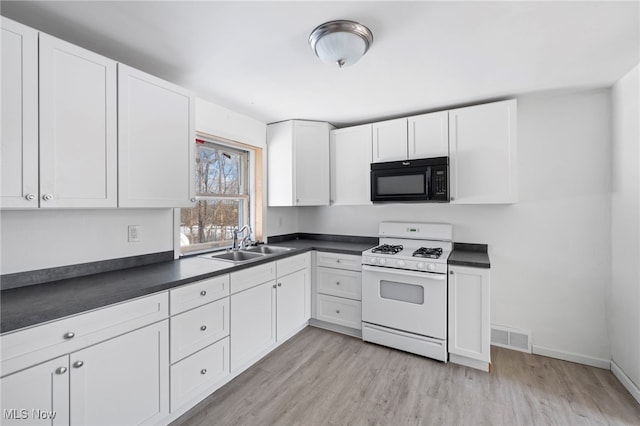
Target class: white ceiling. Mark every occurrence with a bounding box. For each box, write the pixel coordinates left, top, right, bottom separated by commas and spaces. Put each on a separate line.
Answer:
3, 1, 639, 126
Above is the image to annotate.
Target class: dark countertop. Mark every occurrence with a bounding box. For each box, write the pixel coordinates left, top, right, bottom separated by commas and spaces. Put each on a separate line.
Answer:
448, 243, 491, 269
1, 239, 375, 334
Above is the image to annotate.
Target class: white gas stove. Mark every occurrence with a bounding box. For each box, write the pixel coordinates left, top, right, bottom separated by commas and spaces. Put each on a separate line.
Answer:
362, 222, 452, 273
361, 222, 453, 362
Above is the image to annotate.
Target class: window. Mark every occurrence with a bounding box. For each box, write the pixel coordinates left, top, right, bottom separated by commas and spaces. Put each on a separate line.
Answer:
180, 138, 251, 254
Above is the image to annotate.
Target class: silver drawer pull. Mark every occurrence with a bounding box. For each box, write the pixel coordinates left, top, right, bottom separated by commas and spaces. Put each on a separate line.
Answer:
336, 259, 341, 263
277, 282, 282, 287
63, 332, 75, 339
72, 361, 84, 369
200, 369, 207, 375
55, 367, 67, 375
273, 284, 277, 288
200, 325, 207, 331
200, 290, 207, 296
336, 310, 340, 314
25, 193, 36, 201
336, 281, 340, 286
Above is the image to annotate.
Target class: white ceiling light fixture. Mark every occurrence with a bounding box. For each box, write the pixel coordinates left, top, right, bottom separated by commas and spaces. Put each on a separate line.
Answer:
308, 20, 374, 68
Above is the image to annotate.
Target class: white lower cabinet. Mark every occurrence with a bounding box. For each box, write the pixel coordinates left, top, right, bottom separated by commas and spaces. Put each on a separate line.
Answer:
170, 337, 229, 412
313, 253, 363, 333
0, 320, 169, 426
448, 265, 491, 371
230, 280, 276, 372
276, 268, 309, 341
316, 294, 362, 330
69, 321, 169, 425
0, 355, 69, 425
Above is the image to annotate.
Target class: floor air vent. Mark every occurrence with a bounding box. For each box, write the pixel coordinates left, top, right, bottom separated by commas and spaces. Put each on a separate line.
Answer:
491, 324, 531, 353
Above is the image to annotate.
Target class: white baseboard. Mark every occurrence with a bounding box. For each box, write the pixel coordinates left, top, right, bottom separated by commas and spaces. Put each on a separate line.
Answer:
449, 353, 490, 372
611, 360, 640, 405
532, 345, 611, 369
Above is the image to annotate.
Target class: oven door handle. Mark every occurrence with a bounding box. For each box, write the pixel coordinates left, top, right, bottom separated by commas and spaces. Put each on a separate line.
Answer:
362, 264, 446, 280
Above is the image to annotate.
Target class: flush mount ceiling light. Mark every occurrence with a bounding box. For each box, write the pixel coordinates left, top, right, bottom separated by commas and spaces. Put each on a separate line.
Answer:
308, 20, 373, 68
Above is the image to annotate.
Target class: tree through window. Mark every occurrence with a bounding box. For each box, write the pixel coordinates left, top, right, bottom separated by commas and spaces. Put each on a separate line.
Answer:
181, 138, 250, 253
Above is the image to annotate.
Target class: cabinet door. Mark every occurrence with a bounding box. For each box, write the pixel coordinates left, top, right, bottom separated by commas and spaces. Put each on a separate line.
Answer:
118, 64, 195, 208
230, 281, 276, 372
408, 111, 449, 159
372, 118, 407, 163
39, 33, 117, 208
330, 124, 373, 205
294, 121, 330, 206
69, 320, 169, 426
0, 355, 69, 425
266, 121, 294, 206
448, 265, 491, 364
0, 18, 38, 209
276, 269, 309, 341
449, 100, 517, 204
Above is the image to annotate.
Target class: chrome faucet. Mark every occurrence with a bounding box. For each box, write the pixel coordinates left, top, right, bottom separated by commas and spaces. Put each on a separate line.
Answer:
232, 225, 252, 251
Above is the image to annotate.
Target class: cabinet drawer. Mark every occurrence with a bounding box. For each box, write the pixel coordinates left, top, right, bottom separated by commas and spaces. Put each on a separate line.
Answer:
230, 262, 276, 294
315, 252, 362, 272
1, 292, 168, 376
170, 274, 229, 315
170, 337, 229, 412
316, 294, 361, 330
170, 298, 229, 363
317, 267, 361, 300
277, 253, 310, 277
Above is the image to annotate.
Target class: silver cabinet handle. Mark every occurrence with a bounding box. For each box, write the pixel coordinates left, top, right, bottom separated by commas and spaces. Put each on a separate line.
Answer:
55, 367, 67, 375
200, 325, 207, 331
272, 284, 277, 288
336, 310, 340, 314
25, 193, 36, 201
72, 361, 84, 369
277, 282, 282, 287
449, 271, 454, 275
42, 194, 53, 201
336, 259, 341, 263
200, 369, 207, 375
450, 196, 455, 201
63, 332, 75, 339
200, 290, 207, 296
190, 198, 196, 202
336, 281, 340, 286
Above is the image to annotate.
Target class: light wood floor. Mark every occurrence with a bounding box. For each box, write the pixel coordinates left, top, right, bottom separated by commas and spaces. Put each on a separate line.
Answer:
171, 327, 640, 426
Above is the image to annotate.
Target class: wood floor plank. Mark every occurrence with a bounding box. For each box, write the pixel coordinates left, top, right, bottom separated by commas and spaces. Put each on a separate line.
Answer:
171, 327, 640, 426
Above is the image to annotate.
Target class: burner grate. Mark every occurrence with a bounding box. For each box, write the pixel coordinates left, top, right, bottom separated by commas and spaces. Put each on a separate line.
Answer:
412, 247, 443, 259
371, 244, 403, 255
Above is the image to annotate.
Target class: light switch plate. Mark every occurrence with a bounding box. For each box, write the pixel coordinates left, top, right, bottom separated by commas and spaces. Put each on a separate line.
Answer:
128, 225, 141, 242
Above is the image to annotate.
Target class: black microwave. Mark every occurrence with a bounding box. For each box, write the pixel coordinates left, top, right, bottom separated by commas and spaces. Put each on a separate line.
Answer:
370, 157, 449, 203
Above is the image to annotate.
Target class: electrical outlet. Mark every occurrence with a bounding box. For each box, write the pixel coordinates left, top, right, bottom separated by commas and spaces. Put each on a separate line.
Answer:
128, 225, 141, 242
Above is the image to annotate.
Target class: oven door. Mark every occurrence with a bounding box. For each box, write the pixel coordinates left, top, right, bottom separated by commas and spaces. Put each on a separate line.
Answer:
362, 264, 446, 339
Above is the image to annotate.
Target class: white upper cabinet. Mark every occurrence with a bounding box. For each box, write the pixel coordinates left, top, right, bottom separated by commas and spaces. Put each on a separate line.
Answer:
407, 111, 449, 159
118, 64, 195, 208
449, 99, 518, 204
39, 33, 118, 208
330, 124, 373, 205
372, 118, 408, 163
267, 120, 331, 206
0, 18, 38, 209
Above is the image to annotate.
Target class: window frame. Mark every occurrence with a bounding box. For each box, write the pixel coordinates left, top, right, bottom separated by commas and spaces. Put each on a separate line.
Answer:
177, 134, 257, 256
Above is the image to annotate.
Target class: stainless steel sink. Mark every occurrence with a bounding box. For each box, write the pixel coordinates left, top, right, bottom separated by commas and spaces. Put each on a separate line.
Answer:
206, 251, 265, 262
201, 245, 294, 264
243, 245, 294, 255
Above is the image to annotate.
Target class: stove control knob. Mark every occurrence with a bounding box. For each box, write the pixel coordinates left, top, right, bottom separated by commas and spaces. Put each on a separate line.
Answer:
427, 264, 436, 271
417, 262, 425, 270
378, 258, 386, 265
397, 260, 405, 267
369, 257, 377, 264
